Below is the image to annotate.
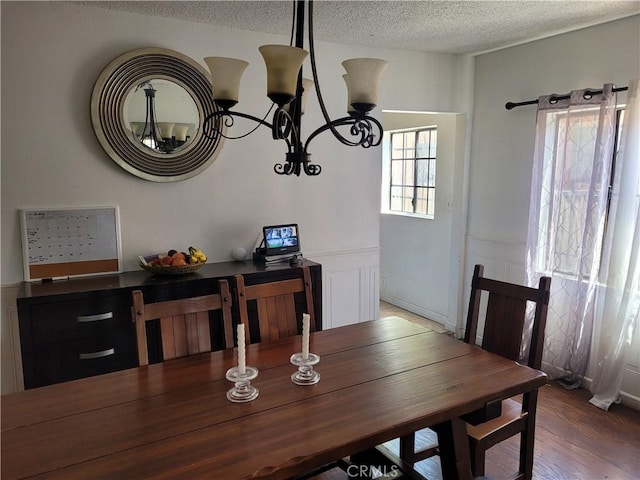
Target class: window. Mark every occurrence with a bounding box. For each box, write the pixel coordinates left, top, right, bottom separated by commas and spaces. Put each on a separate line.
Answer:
386, 128, 437, 217
536, 106, 625, 277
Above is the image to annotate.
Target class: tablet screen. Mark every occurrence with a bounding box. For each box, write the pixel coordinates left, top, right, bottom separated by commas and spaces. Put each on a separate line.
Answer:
263, 224, 300, 255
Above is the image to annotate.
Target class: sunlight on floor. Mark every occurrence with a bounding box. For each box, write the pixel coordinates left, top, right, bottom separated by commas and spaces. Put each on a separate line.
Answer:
379, 301, 449, 334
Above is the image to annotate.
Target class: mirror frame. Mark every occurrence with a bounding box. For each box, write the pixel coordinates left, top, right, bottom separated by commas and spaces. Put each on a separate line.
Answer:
91, 47, 224, 182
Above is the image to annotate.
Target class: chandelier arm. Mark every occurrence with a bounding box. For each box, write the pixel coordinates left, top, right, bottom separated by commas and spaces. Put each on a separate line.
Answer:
309, 21, 380, 148
272, 108, 301, 153
303, 162, 322, 176
318, 118, 363, 147
274, 160, 299, 175
304, 118, 364, 149
307, 0, 381, 150
303, 115, 384, 152
358, 115, 384, 147
203, 110, 274, 140
230, 103, 278, 140
204, 109, 296, 153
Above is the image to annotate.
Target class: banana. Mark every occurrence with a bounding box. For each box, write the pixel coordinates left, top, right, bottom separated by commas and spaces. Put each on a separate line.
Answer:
189, 246, 207, 263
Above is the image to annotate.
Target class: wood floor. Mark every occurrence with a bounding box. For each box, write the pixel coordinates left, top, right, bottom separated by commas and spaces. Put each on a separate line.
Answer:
310, 302, 640, 480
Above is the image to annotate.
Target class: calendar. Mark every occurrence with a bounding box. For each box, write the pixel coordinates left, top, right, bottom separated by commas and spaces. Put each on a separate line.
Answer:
20, 207, 121, 281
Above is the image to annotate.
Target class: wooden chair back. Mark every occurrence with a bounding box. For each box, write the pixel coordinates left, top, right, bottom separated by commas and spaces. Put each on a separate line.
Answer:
464, 264, 551, 369
132, 279, 234, 366
399, 264, 551, 479
235, 266, 315, 343
462, 264, 551, 479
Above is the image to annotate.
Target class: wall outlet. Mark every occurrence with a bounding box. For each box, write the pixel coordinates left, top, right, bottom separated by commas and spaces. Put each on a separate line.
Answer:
381, 277, 387, 290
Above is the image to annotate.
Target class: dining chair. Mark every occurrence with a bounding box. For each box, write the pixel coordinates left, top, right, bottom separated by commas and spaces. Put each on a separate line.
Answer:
399, 264, 551, 480
131, 279, 234, 366
234, 266, 315, 343
234, 265, 334, 480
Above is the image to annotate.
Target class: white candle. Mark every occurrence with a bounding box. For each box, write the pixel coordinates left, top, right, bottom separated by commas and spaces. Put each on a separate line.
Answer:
237, 323, 246, 375
302, 313, 310, 360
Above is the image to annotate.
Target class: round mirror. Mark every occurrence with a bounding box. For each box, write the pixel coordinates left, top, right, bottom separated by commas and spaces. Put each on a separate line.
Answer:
91, 48, 224, 182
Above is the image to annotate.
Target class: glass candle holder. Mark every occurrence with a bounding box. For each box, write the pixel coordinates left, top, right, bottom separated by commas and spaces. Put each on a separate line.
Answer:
226, 366, 259, 402
290, 352, 320, 385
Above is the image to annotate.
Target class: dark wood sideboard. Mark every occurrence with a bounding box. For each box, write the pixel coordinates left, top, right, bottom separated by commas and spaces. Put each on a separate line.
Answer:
16, 260, 322, 389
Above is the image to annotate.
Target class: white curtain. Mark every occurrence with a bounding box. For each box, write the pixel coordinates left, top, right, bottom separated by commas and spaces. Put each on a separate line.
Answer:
589, 79, 640, 410
524, 84, 618, 385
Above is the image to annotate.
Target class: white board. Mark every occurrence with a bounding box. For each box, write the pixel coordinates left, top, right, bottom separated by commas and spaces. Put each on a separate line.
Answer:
20, 206, 122, 281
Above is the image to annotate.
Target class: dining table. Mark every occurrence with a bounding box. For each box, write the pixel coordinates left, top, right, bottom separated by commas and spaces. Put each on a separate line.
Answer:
1, 315, 547, 480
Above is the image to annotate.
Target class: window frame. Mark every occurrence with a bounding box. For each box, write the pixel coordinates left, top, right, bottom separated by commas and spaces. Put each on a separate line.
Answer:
384, 127, 437, 219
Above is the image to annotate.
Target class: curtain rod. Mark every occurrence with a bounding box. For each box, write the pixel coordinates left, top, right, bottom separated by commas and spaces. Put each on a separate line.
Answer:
505, 86, 629, 110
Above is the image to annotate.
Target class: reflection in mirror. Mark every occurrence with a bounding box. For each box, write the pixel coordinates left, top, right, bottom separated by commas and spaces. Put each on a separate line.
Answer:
124, 79, 199, 154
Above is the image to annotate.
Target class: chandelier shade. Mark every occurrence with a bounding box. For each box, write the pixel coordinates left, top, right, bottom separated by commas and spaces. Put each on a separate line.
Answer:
204, 57, 249, 108
298, 78, 314, 114
259, 45, 309, 107
341, 58, 387, 112
201, 0, 387, 176
173, 124, 191, 142
342, 75, 356, 114
157, 122, 176, 140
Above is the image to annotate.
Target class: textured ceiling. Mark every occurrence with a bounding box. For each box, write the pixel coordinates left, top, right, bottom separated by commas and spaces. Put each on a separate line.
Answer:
78, 0, 639, 55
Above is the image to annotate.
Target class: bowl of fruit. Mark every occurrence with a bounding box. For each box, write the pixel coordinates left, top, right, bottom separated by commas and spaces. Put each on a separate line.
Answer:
138, 247, 207, 276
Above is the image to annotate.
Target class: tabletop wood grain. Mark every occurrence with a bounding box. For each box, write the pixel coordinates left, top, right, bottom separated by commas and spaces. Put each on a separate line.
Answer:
1, 316, 547, 480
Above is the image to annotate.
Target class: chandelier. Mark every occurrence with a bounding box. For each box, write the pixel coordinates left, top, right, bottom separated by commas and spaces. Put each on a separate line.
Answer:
130, 82, 193, 154
201, 0, 387, 176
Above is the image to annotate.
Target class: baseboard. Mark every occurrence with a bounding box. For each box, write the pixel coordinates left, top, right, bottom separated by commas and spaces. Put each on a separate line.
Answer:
618, 390, 640, 410
580, 375, 640, 411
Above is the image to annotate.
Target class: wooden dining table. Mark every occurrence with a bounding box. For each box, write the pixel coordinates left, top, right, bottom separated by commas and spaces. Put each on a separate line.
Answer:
1, 316, 547, 480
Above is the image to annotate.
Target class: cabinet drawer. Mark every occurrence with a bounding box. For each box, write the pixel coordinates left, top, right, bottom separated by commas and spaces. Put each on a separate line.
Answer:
26, 296, 137, 388
30, 296, 130, 345
31, 338, 136, 387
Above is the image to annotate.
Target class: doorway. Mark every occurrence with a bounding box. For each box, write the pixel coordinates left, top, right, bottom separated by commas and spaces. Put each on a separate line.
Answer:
380, 111, 467, 333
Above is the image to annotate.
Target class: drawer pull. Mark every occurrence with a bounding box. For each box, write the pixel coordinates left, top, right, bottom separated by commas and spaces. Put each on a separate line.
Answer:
77, 312, 113, 323
79, 348, 115, 360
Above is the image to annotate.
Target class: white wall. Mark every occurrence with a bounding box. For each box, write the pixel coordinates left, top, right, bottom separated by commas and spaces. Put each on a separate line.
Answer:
0, 1, 469, 283
0, 2, 469, 392
468, 15, 640, 408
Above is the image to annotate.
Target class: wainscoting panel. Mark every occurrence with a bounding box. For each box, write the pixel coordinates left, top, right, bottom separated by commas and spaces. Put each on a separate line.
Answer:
324, 268, 361, 329
307, 248, 380, 329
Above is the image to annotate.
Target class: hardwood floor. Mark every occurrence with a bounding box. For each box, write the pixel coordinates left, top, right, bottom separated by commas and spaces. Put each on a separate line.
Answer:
310, 302, 640, 480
